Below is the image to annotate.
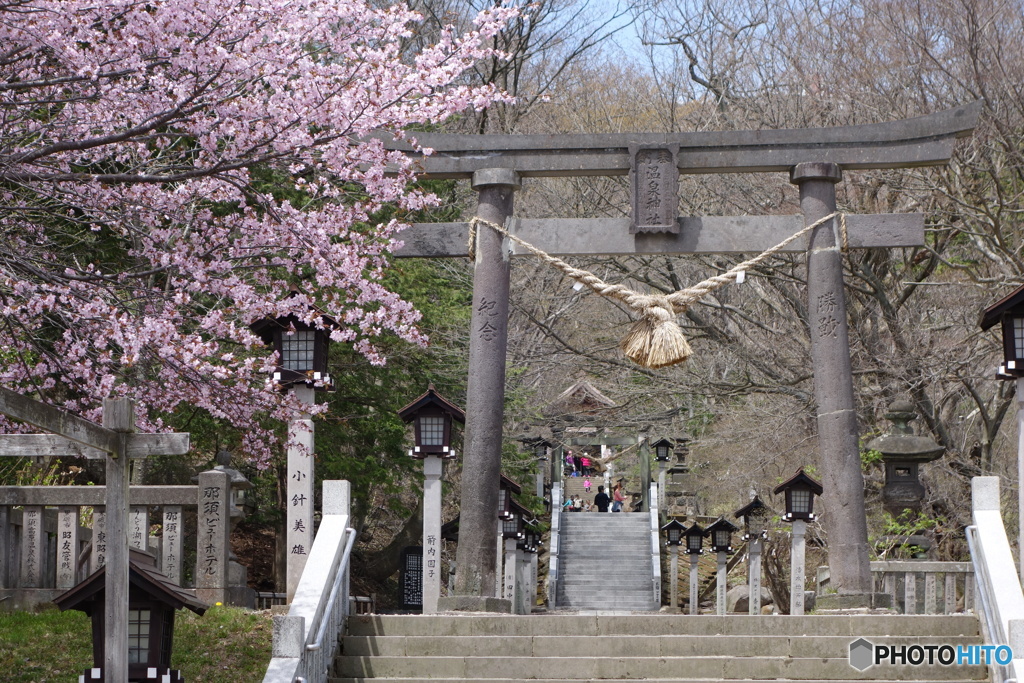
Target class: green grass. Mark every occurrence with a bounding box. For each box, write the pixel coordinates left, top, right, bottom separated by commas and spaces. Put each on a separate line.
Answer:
0, 605, 272, 683
0, 608, 92, 682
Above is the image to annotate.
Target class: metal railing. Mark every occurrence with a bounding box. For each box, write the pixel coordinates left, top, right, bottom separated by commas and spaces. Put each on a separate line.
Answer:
649, 482, 661, 605
264, 480, 353, 683
547, 480, 562, 608
967, 476, 1024, 683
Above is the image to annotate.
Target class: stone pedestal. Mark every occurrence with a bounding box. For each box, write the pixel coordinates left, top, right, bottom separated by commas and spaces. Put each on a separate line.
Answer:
286, 385, 315, 603
748, 538, 763, 615
422, 455, 443, 613
688, 554, 700, 615
716, 550, 728, 615
668, 546, 680, 612
790, 519, 807, 615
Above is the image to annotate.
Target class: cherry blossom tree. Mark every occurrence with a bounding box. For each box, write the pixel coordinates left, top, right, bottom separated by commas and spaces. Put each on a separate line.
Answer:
0, 0, 513, 462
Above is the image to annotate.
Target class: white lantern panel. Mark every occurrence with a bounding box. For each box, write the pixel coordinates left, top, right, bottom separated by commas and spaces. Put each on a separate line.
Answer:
1015, 317, 1024, 360
282, 330, 316, 371
419, 415, 445, 446
791, 489, 811, 514
128, 609, 151, 664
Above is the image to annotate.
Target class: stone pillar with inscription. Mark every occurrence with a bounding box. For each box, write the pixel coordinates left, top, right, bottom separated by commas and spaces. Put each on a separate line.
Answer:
422, 454, 443, 613
688, 553, 700, 615
91, 510, 106, 573
748, 537, 763, 615
20, 505, 43, 588
287, 384, 316, 602
445, 168, 519, 612
56, 506, 79, 589
162, 506, 183, 585
790, 519, 807, 615
196, 469, 230, 605
630, 145, 680, 234
129, 506, 149, 550
503, 537, 517, 604
791, 162, 871, 597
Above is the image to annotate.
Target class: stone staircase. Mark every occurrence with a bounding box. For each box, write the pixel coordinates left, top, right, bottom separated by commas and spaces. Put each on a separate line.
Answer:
332, 613, 988, 682
556, 510, 659, 611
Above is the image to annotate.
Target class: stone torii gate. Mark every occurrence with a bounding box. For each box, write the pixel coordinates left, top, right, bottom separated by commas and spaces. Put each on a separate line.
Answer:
388, 102, 981, 611
0, 388, 189, 681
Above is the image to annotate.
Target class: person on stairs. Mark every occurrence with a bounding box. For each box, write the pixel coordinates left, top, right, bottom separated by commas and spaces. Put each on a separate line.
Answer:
611, 482, 625, 512
594, 485, 610, 513
583, 476, 592, 493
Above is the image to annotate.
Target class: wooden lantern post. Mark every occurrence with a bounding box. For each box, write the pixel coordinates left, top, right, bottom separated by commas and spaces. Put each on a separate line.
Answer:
774, 469, 823, 615
683, 522, 705, 615
398, 385, 464, 613
250, 307, 335, 602
706, 517, 738, 615
735, 495, 770, 615
661, 519, 686, 612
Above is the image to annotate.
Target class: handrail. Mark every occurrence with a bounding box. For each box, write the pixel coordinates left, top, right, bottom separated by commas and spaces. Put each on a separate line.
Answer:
264, 480, 352, 683
306, 527, 357, 652
967, 477, 1024, 683
649, 482, 661, 605
547, 480, 562, 608
966, 525, 1014, 683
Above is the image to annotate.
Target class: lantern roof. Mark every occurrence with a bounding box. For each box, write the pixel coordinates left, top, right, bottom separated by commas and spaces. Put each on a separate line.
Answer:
865, 400, 944, 462
249, 291, 340, 346
397, 385, 465, 424
54, 548, 208, 617
499, 473, 523, 495
773, 468, 823, 496
684, 522, 707, 537
980, 283, 1024, 330
734, 495, 768, 520
651, 437, 673, 449
706, 516, 739, 535
508, 498, 530, 519
661, 518, 687, 533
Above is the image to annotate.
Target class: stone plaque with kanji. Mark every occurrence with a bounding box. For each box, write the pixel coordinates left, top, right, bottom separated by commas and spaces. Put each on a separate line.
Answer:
630, 145, 679, 234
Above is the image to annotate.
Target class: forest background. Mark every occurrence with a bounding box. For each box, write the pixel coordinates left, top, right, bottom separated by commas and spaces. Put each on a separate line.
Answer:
3, 0, 1024, 603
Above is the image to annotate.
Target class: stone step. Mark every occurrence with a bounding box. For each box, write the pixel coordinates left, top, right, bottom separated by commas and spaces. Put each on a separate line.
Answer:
333, 655, 986, 680
556, 594, 656, 602
553, 600, 660, 611
558, 582, 654, 592
339, 634, 983, 659
332, 679, 982, 683
559, 574, 653, 582
559, 545, 650, 554
345, 615, 982, 638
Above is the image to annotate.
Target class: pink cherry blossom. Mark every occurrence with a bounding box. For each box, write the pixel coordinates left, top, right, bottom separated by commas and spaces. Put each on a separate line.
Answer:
0, 0, 514, 465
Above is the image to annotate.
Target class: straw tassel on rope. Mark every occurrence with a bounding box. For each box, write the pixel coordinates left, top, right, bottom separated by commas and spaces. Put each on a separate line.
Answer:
470, 212, 842, 369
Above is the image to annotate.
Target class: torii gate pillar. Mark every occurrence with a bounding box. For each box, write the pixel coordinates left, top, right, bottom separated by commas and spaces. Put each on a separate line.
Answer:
791, 162, 871, 596
442, 168, 520, 611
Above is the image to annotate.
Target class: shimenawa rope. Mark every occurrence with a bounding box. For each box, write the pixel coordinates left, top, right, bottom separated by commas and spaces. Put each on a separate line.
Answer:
468, 211, 844, 369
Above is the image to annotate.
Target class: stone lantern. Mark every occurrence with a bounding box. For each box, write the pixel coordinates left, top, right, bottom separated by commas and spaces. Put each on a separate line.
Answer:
866, 400, 944, 515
